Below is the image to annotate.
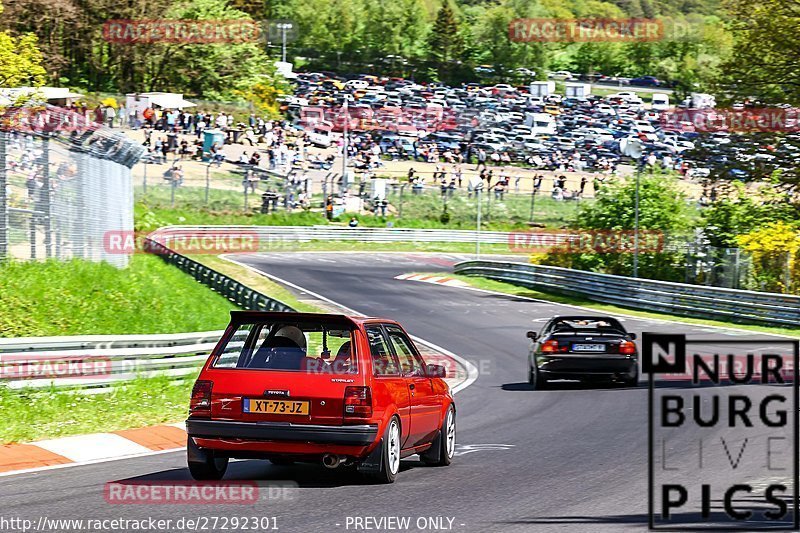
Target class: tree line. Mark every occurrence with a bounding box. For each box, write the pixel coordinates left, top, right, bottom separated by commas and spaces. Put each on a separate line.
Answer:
0, 0, 797, 108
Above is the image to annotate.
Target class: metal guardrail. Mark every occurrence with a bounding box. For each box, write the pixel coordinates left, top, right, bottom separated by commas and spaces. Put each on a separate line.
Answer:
454, 260, 800, 327
154, 225, 515, 245
0, 331, 225, 353
151, 225, 691, 252
0, 343, 215, 390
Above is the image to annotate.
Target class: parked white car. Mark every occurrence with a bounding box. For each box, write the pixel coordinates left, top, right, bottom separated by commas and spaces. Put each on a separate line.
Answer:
608, 91, 644, 104
651, 93, 670, 111
548, 70, 575, 80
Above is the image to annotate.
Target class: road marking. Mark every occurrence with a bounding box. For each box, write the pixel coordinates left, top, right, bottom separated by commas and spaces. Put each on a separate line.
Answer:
394, 273, 470, 288
454, 444, 516, 456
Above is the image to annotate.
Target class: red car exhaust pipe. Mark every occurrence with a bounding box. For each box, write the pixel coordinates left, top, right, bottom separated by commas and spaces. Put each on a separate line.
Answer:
322, 454, 341, 469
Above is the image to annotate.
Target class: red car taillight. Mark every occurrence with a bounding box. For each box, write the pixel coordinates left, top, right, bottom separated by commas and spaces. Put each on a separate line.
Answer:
619, 341, 637, 355
541, 340, 561, 353
344, 386, 372, 418
190, 380, 213, 416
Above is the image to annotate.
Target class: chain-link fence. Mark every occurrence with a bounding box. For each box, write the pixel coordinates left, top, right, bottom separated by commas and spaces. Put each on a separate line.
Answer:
0, 105, 144, 267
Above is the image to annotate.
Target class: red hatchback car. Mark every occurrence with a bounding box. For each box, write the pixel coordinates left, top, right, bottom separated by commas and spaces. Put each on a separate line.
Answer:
186, 312, 456, 483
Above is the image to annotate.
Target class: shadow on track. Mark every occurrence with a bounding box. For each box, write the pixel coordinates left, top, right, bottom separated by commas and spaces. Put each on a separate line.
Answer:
500, 381, 644, 392
109, 460, 427, 488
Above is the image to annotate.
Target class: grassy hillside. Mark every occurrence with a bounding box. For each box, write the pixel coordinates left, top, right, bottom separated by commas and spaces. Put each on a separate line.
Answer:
0, 255, 237, 337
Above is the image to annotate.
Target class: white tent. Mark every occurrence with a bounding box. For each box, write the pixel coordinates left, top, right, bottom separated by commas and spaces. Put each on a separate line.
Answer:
0, 86, 83, 106
125, 92, 196, 115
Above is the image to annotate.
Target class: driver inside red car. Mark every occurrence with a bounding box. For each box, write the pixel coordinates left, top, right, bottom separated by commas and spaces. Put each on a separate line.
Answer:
248, 326, 307, 370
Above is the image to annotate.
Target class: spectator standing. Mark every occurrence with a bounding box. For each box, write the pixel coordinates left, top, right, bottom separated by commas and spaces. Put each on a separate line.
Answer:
104, 105, 116, 128
475, 148, 487, 171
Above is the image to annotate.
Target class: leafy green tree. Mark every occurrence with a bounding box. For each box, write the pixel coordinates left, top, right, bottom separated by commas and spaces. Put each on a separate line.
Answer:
137, 0, 276, 100
471, 0, 548, 78
541, 172, 694, 279
288, 0, 366, 63
576, 172, 693, 231
362, 0, 429, 62
0, 2, 47, 87
701, 184, 798, 248
718, 0, 800, 104
428, 1, 464, 83
0, 32, 47, 86
571, 43, 626, 76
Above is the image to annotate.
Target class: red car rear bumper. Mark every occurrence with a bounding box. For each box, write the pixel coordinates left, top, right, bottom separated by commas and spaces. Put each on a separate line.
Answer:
187, 419, 379, 456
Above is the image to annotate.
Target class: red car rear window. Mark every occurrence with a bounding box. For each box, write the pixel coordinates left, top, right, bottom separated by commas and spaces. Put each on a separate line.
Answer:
212, 321, 357, 373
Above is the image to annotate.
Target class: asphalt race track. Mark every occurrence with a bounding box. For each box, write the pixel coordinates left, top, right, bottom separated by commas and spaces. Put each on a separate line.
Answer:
0, 252, 793, 532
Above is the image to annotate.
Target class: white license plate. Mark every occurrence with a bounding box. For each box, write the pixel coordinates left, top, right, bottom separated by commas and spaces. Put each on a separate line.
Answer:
572, 343, 605, 352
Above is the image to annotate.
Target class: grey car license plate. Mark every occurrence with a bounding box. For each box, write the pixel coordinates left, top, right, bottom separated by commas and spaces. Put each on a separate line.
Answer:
572, 343, 605, 352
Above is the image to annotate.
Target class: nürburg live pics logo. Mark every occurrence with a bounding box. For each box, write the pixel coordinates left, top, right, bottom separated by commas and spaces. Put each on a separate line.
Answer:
644, 332, 799, 530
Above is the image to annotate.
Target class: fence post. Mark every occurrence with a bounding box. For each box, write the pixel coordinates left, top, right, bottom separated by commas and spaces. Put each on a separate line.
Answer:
786, 250, 792, 294
205, 163, 210, 205
41, 136, 53, 258
74, 153, 86, 259
29, 211, 36, 259
0, 131, 7, 261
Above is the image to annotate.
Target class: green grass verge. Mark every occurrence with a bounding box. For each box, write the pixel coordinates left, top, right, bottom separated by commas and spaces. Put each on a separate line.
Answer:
0, 375, 196, 444
0, 254, 326, 444
134, 184, 583, 232
435, 273, 800, 338
0, 255, 237, 337
191, 255, 325, 313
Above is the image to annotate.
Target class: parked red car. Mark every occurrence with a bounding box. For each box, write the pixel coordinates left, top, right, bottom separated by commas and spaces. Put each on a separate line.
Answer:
186, 312, 456, 483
